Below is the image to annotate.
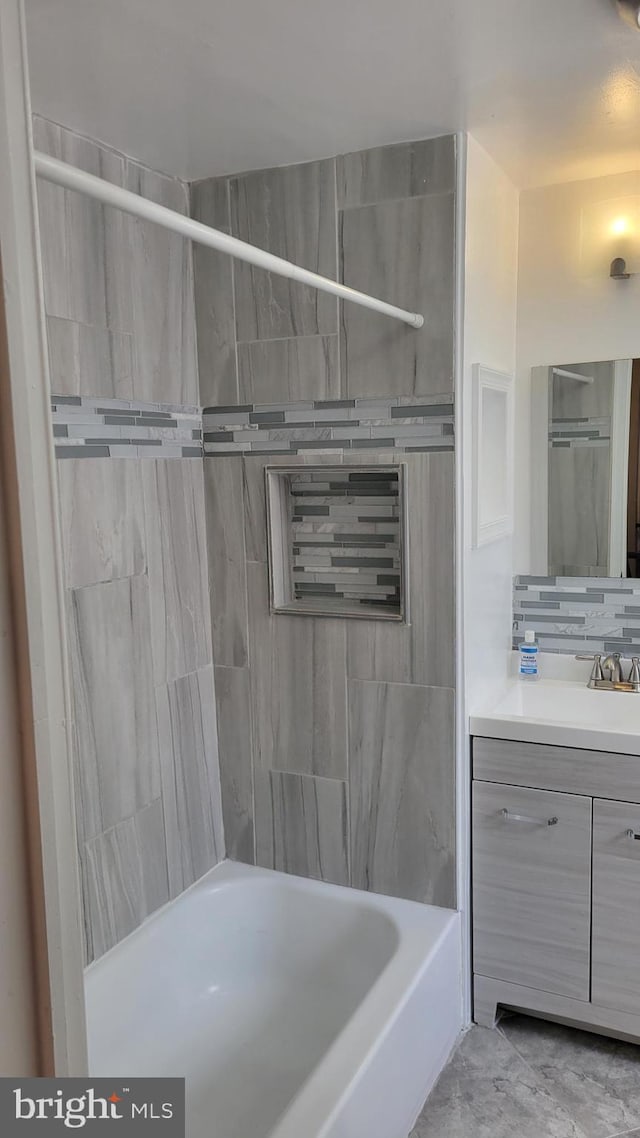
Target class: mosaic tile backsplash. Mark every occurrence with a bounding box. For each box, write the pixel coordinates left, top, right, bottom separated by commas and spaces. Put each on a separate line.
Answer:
203, 394, 454, 456
288, 468, 402, 614
52, 395, 202, 458
513, 575, 640, 656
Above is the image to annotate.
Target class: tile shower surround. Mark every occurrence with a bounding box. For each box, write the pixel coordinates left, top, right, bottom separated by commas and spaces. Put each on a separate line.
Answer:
203, 395, 454, 455
191, 135, 456, 407
513, 575, 640, 656
41, 120, 458, 935
50, 403, 457, 912
207, 448, 456, 907
52, 395, 202, 458
36, 116, 225, 963
51, 393, 455, 459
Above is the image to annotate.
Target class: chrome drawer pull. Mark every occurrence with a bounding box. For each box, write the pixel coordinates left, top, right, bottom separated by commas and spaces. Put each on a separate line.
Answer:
501, 808, 558, 827
625, 829, 640, 840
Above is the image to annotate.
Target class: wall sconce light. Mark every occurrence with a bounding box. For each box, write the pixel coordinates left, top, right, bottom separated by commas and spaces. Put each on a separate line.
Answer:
615, 0, 640, 31
580, 192, 640, 280
610, 256, 631, 280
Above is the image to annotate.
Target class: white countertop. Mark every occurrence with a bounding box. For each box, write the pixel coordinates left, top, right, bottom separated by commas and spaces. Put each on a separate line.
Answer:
470, 676, 640, 757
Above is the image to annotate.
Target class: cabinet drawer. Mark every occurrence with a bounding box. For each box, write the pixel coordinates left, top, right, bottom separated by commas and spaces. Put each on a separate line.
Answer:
592, 799, 640, 1015
472, 781, 591, 999
473, 736, 640, 803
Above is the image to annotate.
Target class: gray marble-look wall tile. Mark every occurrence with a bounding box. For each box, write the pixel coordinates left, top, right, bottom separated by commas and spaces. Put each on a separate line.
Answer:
247, 561, 348, 778
34, 116, 133, 334
347, 451, 455, 687
349, 679, 455, 906
190, 176, 231, 234
57, 458, 146, 588
242, 456, 269, 564
254, 769, 349, 886
190, 176, 239, 406
70, 575, 159, 839
82, 797, 169, 961
76, 823, 94, 965
156, 666, 224, 898
340, 193, 454, 398
237, 335, 340, 404
230, 159, 338, 341
548, 443, 610, 577
46, 316, 134, 400
337, 135, 455, 209
203, 457, 248, 666
126, 162, 199, 405
214, 666, 254, 864
143, 460, 211, 683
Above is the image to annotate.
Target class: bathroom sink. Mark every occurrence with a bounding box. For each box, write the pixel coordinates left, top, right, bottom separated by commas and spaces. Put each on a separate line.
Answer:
470, 679, 640, 756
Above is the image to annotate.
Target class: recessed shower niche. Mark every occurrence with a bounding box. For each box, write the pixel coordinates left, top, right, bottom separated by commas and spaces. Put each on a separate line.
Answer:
265, 465, 407, 620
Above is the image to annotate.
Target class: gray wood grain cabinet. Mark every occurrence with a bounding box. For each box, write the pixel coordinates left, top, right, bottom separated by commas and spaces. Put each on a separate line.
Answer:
473, 737, 640, 1042
473, 782, 591, 999
592, 799, 640, 1015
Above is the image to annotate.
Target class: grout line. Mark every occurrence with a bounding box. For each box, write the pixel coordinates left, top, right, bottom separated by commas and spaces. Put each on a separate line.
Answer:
339, 187, 455, 212
85, 797, 164, 845
34, 113, 189, 186
494, 1020, 568, 1091
332, 154, 342, 401
268, 768, 347, 786
152, 663, 214, 689
347, 676, 456, 693
235, 332, 340, 347
226, 175, 242, 406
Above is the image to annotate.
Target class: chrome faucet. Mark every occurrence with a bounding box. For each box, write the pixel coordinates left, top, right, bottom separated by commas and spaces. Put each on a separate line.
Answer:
576, 652, 640, 692
602, 652, 623, 683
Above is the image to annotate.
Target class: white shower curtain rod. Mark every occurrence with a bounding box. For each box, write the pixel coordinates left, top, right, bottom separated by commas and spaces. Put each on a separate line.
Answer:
33, 151, 425, 329
552, 367, 594, 384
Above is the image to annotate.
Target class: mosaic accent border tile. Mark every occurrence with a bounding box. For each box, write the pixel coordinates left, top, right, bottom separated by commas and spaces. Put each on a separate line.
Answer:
51, 396, 202, 459
289, 468, 402, 612
51, 394, 455, 460
513, 574, 640, 656
202, 394, 454, 456
549, 416, 610, 449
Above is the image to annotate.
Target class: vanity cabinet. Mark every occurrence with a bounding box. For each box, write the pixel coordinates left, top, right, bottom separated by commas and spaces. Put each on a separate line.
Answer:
472, 736, 640, 1041
592, 799, 640, 1015
473, 782, 591, 999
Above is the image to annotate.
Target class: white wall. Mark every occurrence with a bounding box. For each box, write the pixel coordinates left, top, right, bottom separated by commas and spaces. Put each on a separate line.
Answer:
462, 137, 519, 713
516, 170, 640, 571
456, 135, 518, 1025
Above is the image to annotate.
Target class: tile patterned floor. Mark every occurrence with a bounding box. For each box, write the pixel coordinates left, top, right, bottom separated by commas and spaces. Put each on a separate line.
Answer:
412, 1014, 640, 1138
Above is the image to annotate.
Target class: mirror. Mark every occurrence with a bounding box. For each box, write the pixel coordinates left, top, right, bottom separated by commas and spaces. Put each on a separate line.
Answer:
531, 358, 640, 577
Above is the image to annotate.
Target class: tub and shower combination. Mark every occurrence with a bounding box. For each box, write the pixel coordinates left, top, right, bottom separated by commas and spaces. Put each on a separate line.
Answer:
86, 861, 461, 1138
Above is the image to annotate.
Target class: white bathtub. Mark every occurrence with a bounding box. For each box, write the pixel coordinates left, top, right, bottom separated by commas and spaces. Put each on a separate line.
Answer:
85, 861, 462, 1138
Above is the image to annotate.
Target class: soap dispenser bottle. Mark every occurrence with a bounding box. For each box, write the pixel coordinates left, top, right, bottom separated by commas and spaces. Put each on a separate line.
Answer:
519, 629, 540, 682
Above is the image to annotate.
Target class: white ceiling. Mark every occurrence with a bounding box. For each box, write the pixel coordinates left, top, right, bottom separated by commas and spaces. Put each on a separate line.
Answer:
25, 0, 640, 187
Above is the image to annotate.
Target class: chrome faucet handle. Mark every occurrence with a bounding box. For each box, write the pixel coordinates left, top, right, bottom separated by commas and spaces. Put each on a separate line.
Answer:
630, 658, 640, 687
575, 653, 604, 683
602, 652, 623, 683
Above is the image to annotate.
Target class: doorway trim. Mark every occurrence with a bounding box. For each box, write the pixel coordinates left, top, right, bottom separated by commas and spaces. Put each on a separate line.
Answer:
0, 0, 87, 1074
609, 358, 633, 577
